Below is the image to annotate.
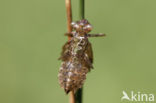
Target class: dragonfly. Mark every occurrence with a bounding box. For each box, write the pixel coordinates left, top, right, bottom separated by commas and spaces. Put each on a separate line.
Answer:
58, 19, 106, 94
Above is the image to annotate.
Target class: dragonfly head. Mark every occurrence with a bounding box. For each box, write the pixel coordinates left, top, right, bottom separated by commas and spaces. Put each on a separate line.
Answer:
71, 19, 93, 35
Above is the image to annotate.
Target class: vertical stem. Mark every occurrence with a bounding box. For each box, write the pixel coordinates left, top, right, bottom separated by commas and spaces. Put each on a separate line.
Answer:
65, 0, 85, 103
75, 88, 83, 103
79, 0, 85, 19
69, 91, 75, 103
65, 0, 72, 40
65, 0, 75, 103
75, 0, 85, 103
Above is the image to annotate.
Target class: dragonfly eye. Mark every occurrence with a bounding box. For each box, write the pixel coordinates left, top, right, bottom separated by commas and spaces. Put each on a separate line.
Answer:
71, 22, 80, 30
73, 24, 80, 29
83, 24, 92, 33
86, 24, 92, 30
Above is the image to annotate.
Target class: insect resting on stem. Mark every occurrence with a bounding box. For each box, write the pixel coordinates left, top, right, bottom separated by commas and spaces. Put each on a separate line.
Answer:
58, 19, 106, 94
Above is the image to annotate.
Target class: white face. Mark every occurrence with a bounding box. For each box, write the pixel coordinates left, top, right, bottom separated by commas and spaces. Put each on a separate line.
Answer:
71, 19, 93, 34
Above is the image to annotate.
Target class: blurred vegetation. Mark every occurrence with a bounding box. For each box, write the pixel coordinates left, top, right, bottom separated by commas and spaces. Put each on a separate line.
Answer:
0, 0, 156, 103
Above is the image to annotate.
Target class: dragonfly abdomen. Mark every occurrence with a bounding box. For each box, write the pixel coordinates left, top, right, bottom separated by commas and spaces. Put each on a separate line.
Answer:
58, 60, 89, 94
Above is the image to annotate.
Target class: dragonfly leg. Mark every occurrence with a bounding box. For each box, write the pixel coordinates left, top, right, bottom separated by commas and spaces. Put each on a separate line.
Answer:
87, 33, 106, 37
64, 32, 73, 37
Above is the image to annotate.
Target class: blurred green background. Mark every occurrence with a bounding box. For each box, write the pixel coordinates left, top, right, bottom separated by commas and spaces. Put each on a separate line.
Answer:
0, 0, 156, 103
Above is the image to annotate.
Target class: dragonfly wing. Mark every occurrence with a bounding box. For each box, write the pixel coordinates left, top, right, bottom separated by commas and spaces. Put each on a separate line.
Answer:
84, 41, 94, 70
59, 41, 71, 61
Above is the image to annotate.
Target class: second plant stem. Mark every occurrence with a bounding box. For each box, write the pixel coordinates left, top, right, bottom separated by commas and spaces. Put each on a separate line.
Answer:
75, 0, 85, 103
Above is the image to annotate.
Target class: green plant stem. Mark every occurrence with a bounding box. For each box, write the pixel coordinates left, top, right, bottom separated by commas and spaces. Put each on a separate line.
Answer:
75, 0, 85, 103
75, 88, 83, 103
79, 0, 85, 19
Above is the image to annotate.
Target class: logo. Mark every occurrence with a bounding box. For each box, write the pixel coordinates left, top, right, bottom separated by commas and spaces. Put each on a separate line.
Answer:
121, 91, 154, 102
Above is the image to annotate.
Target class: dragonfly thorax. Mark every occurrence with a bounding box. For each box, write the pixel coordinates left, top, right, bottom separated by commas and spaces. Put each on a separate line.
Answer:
71, 35, 87, 56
